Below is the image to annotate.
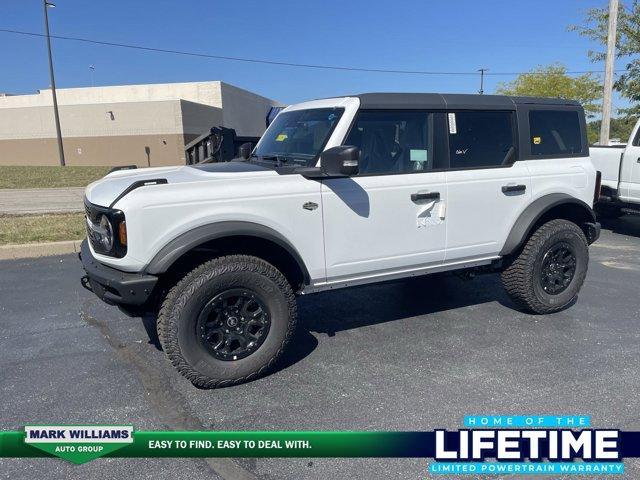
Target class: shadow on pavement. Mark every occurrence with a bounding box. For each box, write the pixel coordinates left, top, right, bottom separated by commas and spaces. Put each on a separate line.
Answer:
298, 273, 515, 336
276, 273, 515, 376
600, 213, 640, 237
141, 314, 162, 350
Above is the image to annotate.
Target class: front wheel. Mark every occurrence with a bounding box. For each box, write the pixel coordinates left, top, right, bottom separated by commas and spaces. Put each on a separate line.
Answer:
501, 219, 589, 314
157, 255, 297, 388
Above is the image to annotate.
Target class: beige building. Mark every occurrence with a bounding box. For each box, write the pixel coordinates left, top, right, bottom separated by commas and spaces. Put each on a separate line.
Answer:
0, 81, 280, 167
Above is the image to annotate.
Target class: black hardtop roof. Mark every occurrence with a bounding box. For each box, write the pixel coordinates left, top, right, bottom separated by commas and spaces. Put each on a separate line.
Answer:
353, 93, 582, 110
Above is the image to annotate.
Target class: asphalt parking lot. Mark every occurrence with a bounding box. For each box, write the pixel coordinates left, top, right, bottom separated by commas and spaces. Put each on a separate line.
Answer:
1, 216, 640, 479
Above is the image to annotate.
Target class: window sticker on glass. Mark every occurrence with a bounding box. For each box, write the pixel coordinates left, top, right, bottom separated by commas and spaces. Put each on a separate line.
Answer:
275, 133, 288, 142
448, 113, 457, 134
410, 149, 428, 162
533, 136, 542, 145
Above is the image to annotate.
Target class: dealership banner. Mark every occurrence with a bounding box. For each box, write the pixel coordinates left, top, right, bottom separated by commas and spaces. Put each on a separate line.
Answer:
1, 416, 639, 473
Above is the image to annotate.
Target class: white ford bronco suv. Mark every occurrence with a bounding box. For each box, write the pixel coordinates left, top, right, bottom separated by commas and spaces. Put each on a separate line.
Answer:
81, 93, 601, 388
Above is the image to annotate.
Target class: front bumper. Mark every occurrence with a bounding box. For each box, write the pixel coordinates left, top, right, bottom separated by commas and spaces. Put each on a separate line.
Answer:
79, 239, 157, 306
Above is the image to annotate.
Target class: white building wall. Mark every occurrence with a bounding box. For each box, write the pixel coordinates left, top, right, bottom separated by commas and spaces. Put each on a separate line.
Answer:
0, 101, 186, 140
0, 81, 280, 166
220, 82, 283, 138
0, 81, 224, 109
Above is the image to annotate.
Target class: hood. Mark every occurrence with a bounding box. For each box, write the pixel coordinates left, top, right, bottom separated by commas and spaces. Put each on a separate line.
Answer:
85, 162, 274, 208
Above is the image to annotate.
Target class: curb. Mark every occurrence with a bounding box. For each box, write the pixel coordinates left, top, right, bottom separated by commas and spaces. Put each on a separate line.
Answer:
0, 239, 84, 260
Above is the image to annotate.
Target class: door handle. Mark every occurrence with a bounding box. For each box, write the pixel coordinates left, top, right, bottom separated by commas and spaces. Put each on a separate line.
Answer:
501, 184, 526, 194
411, 192, 440, 202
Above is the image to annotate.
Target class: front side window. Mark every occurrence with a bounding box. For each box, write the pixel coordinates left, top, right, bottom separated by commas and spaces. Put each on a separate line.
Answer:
343, 110, 445, 175
448, 111, 515, 169
529, 110, 582, 156
253, 108, 343, 166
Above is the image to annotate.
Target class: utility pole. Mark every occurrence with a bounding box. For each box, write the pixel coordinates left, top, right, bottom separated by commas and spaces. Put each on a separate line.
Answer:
478, 68, 488, 94
89, 65, 95, 87
600, 0, 619, 146
44, 0, 66, 166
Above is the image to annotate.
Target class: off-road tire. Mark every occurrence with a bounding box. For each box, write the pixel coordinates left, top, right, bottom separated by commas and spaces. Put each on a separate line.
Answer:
157, 255, 297, 388
501, 219, 589, 314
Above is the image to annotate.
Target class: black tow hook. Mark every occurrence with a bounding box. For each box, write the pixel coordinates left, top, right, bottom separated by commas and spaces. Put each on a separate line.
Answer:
584, 222, 601, 244
80, 275, 93, 293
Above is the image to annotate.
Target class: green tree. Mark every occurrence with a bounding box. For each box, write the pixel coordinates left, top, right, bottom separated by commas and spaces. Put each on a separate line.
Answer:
495, 64, 602, 116
570, 1, 640, 116
587, 116, 636, 143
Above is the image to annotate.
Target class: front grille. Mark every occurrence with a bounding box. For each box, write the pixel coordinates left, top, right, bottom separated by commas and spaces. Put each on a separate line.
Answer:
85, 202, 97, 250
84, 200, 103, 252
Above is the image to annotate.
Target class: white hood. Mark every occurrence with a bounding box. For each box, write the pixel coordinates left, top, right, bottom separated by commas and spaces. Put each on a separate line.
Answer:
84, 162, 275, 207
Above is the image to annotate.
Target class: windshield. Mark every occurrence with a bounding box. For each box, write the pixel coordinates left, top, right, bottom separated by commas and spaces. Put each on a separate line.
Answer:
253, 108, 344, 166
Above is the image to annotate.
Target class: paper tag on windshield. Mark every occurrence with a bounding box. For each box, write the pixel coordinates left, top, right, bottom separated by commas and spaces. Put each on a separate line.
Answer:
448, 113, 457, 134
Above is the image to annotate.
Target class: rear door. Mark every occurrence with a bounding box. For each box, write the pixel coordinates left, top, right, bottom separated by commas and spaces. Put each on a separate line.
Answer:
321, 110, 448, 283
444, 110, 532, 261
629, 150, 640, 203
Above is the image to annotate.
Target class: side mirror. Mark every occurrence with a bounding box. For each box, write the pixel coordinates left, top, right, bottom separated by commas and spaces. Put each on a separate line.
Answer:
238, 142, 252, 160
320, 146, 359, 176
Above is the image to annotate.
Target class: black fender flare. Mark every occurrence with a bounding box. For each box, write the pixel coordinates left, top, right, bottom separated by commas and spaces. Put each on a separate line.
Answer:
144, 221, 311, 284
500, 194, 597, 256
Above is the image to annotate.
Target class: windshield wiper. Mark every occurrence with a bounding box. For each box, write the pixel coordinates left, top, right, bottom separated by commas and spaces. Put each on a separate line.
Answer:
245, 153, 275, 166
256, 154, 290, 167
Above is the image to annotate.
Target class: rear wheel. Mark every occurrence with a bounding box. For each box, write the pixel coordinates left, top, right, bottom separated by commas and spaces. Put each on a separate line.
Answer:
157, 255, 297, 388
501, 219, 589, 314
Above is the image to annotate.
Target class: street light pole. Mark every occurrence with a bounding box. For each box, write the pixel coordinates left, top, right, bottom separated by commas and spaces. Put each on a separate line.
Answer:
600, 0, 619, 146
43, 0, 66, 166
478, 68, 488, 94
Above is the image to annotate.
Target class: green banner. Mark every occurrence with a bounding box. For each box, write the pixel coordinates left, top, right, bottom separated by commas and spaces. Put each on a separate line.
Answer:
3, 428, 638, 465
1, 429, 424, 464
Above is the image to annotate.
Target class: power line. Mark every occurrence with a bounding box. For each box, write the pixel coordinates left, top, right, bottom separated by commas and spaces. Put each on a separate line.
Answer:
0, 28, 626, 77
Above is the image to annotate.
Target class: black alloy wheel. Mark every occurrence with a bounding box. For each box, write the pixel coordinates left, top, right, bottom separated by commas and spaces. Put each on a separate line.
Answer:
196, 289, 271, 361
539, 242, 577, 295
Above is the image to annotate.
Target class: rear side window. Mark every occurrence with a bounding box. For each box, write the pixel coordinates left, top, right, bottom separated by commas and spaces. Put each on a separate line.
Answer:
448, 111, 515, 169
529, 110, 582, 156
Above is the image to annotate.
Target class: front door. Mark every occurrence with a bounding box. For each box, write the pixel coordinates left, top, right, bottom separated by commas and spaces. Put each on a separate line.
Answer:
321, 110, 448, 283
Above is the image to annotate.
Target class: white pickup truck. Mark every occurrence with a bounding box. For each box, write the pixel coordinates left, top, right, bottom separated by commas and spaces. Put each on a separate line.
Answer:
591, 120, 640, 217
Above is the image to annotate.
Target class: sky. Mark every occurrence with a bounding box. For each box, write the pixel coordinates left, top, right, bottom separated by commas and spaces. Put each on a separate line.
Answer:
0, 0, 620, 107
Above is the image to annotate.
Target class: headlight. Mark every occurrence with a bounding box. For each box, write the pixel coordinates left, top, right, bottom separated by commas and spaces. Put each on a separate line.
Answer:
98, 214, 114, 251
85, 199, 127, 258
